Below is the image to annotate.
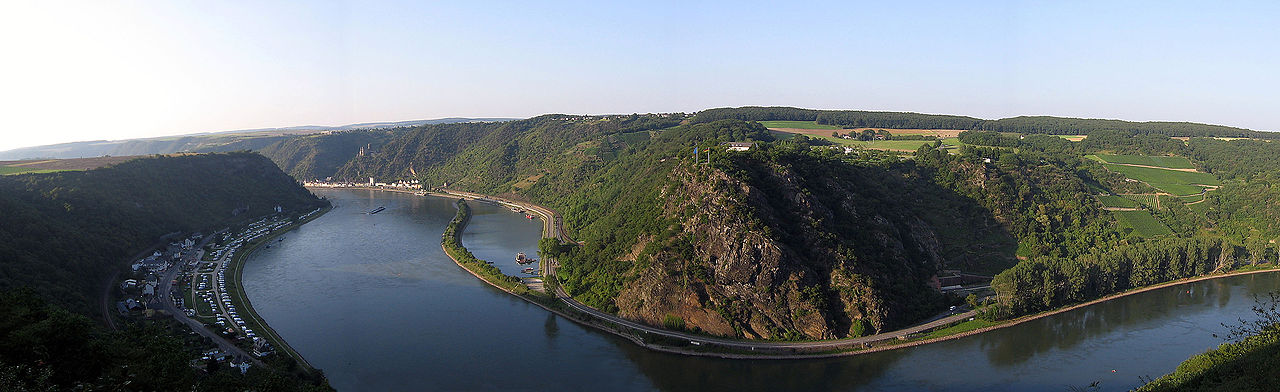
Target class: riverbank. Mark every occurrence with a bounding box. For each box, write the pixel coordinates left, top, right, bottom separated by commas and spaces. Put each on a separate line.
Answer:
224, 205, 332, 373
349, 185, 1280, 359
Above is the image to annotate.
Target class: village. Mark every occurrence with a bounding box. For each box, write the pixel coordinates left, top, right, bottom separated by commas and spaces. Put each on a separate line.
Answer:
112, 206, 323, 375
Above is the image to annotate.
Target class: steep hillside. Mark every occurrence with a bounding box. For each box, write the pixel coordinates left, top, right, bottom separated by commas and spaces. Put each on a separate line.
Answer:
610, 147, 1017, 339
333, 114, 683, 188
257, 130, 398, 180
0, 152, 326, 314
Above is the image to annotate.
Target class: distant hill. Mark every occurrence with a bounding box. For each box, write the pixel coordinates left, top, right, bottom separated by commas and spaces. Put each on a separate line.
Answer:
0, 117, 516, 160
691, 106, 1280, 139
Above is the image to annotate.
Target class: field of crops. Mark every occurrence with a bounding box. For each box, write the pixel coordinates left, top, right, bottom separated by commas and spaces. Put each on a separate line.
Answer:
1112, 210, 1175, 237
1121, 194, 1158, 206
1098, 195, 1140, 208
1094, 154, 1195, 169
0, 166, 65, 175
1146, 183, 1207, 196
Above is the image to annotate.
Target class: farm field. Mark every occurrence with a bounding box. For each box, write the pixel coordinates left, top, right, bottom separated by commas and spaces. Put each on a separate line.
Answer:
1098, 195, 1140, 208
1121, 194, 1159, 206
1093, 154, 1195, 169
1057, 135, 1088, 141
0, 155, 141, 175
0, 166, 67, 175
1102, 164, 1219, 195
1112, 210, 1174, 237
1146, 183, 1208, 196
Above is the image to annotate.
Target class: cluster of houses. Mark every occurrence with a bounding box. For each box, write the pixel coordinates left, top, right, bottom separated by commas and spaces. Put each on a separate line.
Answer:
303, 178, 423, 190
193, 348, 253, 375
116, 235, 201, 315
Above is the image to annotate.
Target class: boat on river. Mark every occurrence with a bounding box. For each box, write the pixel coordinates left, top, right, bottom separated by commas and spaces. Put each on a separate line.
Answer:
369, 206, 386, 214
515, 252, 537, 264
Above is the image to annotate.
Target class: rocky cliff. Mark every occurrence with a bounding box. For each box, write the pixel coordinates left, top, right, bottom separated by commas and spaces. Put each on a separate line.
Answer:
613, 148, 994, 339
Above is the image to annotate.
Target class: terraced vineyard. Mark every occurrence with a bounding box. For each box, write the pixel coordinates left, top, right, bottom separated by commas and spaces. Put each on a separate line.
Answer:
1098, 195, 1140, 208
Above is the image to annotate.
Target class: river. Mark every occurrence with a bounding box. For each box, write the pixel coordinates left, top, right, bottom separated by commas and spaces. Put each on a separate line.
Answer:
242, 189, 1279, 391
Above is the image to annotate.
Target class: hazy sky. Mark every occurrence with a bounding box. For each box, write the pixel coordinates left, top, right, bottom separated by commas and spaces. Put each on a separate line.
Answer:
2, 1, 1278, 151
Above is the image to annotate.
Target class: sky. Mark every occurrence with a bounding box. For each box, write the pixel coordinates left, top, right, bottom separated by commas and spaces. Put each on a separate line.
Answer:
1, 1, 1279, 151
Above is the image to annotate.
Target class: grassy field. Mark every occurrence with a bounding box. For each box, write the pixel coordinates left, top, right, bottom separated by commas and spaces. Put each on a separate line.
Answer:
1112, 210, 1175, 237
758, 120, 841, 130
1094, 154, 1196, 169
1056, 135, 1088, 141
1098, 195, 1140, 208
917, 318, 1000, 340
0, 166, 67, 175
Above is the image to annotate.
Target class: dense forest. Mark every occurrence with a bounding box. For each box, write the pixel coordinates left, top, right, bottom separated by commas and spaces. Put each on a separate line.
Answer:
0, 289, 330, 391
0, 152, 326, 314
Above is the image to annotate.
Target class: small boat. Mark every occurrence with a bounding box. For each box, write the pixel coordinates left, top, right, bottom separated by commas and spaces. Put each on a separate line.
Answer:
525, 214, 534, 220
369, 206, 386, 214
522, 267, 536, 274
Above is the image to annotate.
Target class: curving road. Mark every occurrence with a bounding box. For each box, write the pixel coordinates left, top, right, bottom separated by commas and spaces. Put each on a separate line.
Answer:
437, 189, 979, 353
156, 234, 264, 365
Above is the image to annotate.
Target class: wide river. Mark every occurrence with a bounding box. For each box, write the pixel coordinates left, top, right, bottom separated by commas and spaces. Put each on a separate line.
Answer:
243, 189, 1280, 391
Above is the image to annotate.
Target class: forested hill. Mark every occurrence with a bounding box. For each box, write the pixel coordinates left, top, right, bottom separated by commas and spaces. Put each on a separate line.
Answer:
330, 114, 683, 185
0, 152, 326, 314
306, 115, 1024, 338
256, 129, 399, 180
692, 106, 1276, 139
292, 110, 1280, 342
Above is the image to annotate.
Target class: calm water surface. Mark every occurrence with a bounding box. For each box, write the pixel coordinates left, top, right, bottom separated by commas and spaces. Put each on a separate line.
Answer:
243, 189, 1280, 391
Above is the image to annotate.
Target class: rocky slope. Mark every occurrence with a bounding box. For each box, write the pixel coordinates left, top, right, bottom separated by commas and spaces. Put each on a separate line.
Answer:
613, 148, 1004, 339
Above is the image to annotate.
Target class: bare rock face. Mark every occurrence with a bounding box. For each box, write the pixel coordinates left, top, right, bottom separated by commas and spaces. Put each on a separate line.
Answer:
615, 156, 955, 340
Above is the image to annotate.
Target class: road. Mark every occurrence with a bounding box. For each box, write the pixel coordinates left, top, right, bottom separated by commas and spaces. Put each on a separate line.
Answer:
156, 233, 264, 366
438, 189, 980, 353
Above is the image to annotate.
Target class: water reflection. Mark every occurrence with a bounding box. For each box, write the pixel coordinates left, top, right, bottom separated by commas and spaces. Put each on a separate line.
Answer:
614, 338, 906, 392
545, 313, 559, 340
